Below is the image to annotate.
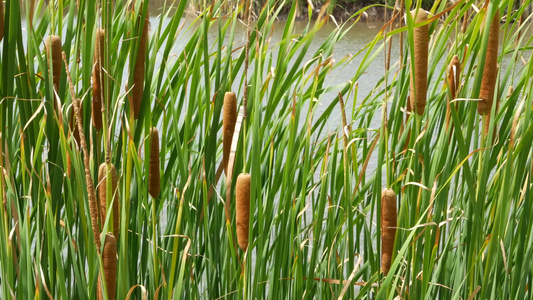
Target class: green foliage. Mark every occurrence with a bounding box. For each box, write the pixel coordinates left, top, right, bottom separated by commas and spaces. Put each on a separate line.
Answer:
0, 0, 532, 299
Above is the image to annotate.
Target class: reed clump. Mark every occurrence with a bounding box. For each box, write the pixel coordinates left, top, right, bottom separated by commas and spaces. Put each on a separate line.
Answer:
381, 188, 397, 275
131, 7, 149, 119
149, 127, 160, 198
236, 173, 251, 251
223, 92, 237, 175
478, 9, 500, 115
45, 35, 62, 91
98, 163, 120, 239
409, 9, 429, 115
97, 233, 117, 300
92, 28, 105, 131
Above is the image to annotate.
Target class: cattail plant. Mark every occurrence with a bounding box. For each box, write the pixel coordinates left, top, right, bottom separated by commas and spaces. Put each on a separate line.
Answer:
131, 6, 149, 119
409, 9, 429, 115
223, 92, 237, 175
236, 173, 251, 251
446, 55, 461, 130
381, 188, 397, 275
45, 35, 62, 91
92, 28, 105, 131
478, 9, 499, 115
98, 163, 120, 239
63, 50, 101, 250
148, 127, 160, 198
97, 233, 117, 300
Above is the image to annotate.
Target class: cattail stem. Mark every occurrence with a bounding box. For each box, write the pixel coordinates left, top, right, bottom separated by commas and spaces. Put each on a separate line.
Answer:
242, 0, 252, 120
131, 6, 149, 119
223, 92, 237, 175
381, 188, 397, 275
478, 9, 499, 115
149, 127, 160, 198
98, 163, 120, 239
0, 0, 4, 42
62, 52, 102, 250
236, 173, 251, 252
409, 9, 429, 116
92, 28, 105, 131
517, 0, 525, 44
97, 234, 117, 300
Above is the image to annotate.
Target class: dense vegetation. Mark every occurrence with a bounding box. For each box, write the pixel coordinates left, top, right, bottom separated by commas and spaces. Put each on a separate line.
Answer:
0, 0, 532, 299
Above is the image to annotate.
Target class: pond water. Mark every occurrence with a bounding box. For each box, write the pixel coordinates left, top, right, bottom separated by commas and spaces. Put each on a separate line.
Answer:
152, 13, 532, 144
156, 15, 393, 128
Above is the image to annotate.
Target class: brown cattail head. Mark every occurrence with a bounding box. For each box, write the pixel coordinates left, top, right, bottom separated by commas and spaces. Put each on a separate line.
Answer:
149, 127, 160, 198
98, 163, 120, 239
0, 0, 4, 42
92, 28, 105, 131
97, 233, 117, 300
236, 173, 251, 251
131, 6, 149, 119
381, 188, 397, 275
223, 92, 237, 175
478, 9, 500, 115
409, 9, 429, 116
45, 35, 62, 90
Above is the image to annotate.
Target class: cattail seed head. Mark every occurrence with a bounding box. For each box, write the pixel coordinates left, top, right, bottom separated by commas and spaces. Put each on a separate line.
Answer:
409, 9, 429, 116
381, 188, 397, 275
478, 9, 499, 115
236, 173, 251, 251
223, 92, 237, 175
131, 7, 149, 119
97, 233, 117, 300
45, 35, 62, 90
149, 127, 160, 198
92, 28, 105, 131
98, 163, 120, 239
